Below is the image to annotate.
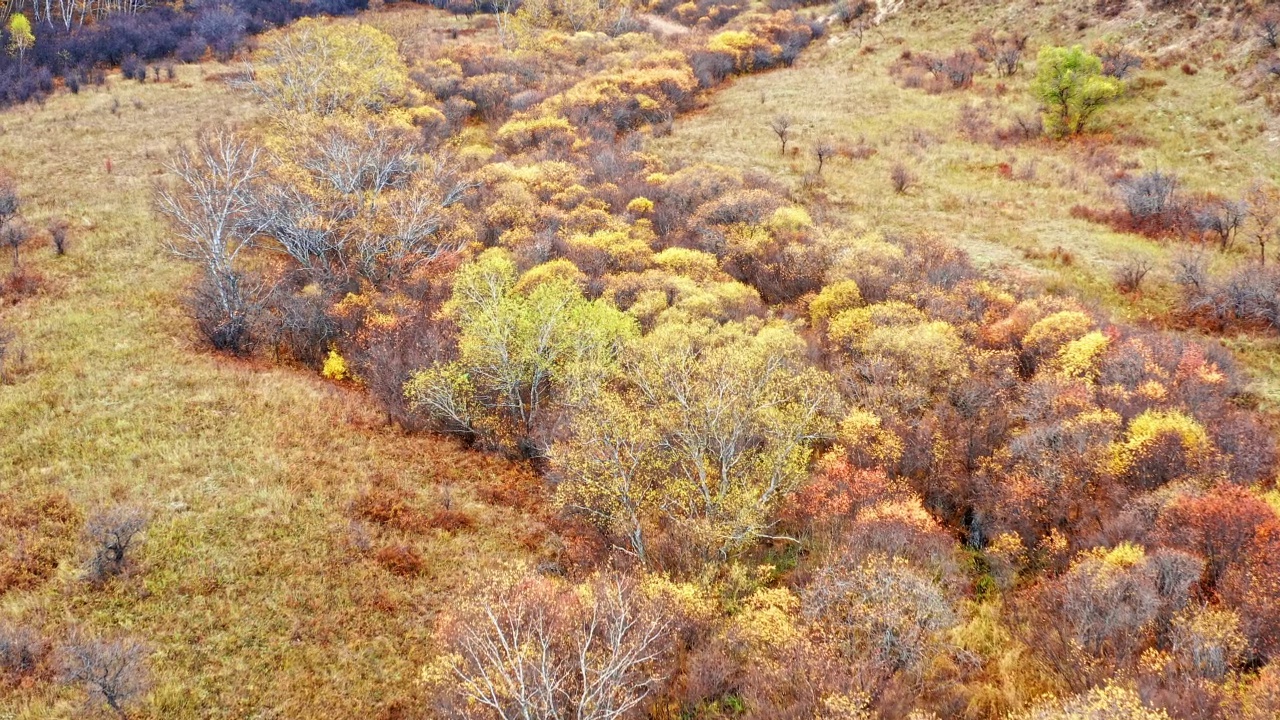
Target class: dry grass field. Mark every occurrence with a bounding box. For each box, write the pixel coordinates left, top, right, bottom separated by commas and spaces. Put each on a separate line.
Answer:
0, 63, 540, 719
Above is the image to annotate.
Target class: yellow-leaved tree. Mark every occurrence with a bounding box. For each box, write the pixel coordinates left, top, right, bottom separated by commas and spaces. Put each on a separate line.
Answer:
405, 249, 636, 456
250, 18, 411, 118
553, 319, 837, 564
511, 0, 632, 35
1014, 681, 1171, 719
7, 15, 34, 64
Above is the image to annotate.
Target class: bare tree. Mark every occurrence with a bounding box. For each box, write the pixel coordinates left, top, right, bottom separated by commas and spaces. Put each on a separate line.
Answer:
351, 173, 471, 284
992, 40, 1026, 78
433, 572, 673, 720
1, 218, 30, 270
1194, 199, 1247, 251
1247, 182, 1279, 266
813, 138, 835, 174
0, 173, 18, 232
1171, 248, 1208, 292
59, 632, 151, 719
1260, 10, 1280, 50
492, 0, 520, 49
296, 120, 420, 198
82, 505, 148, 584
1096, 43, 1143, 79
256, 123, 473, 286
154, 127, 272, 352
0, 173, 21, 269
769, 113, 794, 155
972, 28, 1027, 78
0, 322, 14, 384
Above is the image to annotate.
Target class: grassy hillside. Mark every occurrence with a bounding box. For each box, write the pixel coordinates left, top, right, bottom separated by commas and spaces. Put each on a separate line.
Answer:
653, 0, 1280, 402
0, 64, 539, 719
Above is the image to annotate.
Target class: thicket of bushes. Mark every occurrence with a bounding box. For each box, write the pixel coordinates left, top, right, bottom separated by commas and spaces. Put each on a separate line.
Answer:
136, 4, 1280, 716
0, 0, 368, 106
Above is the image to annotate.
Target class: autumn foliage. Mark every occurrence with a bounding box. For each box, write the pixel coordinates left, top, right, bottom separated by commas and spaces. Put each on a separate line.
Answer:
139, 4, 1280, 719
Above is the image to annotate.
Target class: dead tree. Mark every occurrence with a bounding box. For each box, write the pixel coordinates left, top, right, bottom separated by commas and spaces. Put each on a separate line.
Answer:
769, 114, 794, 155
814, 138, 836, 174
59, 632, 151, 719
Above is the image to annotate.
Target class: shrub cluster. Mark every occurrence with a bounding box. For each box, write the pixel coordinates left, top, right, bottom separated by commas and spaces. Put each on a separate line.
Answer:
0, 0, 368, 107
148, 7, 1280, 719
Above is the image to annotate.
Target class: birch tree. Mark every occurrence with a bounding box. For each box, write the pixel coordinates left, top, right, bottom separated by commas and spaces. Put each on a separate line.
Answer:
154, 127, 271, 351
428, 572, 673, 720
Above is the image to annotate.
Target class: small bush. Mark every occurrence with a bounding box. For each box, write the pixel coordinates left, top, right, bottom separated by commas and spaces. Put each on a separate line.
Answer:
428, 507, 476, 532
1, 267, 43, 305
195, 4, 248, 61
351, 478, 433, 534
264, 286, 338, 368
0, 490, 81, 592
82, 505, 147, 585
186, 270, 262, 355
176, 35, 208, 63
374, 543, 424, 575
890, 163, 917, 194
121, 55, 145, 82
0, 623, 50, 685
0, 322, 12, 384
1120, 170, 1181, 225
1181, 265, 1280, 332
1114, 255, 1153, 294
917, 49, 985, 90
1260, 11, 1280, 50
1096, 42, 1143, 79
48, 217, 69, 256
972, 28, 1027, 78
1171, 249, 1208, 291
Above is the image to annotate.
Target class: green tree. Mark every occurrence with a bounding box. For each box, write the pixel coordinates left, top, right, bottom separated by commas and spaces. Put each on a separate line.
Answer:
7, 15, 34, 64
405, 250, 636, 456
1032, 45, 1122, 136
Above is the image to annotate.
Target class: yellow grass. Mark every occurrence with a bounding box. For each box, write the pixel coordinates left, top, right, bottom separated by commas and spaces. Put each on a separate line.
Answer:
0, 64, 537, 718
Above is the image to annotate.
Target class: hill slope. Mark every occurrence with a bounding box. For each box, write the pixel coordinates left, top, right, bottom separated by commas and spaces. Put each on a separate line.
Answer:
0, 65, 537, 719
654, 0, 1280, 402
